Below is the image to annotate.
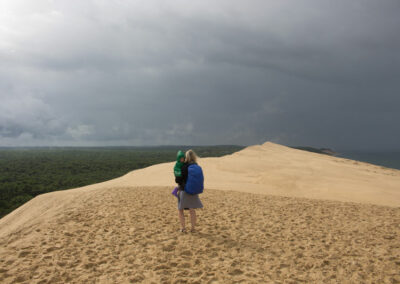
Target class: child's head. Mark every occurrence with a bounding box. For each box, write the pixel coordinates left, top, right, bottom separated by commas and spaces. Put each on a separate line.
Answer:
177, 150, 185, 163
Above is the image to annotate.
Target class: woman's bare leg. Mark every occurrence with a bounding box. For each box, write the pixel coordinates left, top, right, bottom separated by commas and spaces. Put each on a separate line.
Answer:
189, 209, 196, 231
178, 209, 185, 230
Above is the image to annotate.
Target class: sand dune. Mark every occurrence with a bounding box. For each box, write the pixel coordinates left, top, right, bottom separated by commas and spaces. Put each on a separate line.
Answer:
0, 141, 399, 283
116, 141, 400, 207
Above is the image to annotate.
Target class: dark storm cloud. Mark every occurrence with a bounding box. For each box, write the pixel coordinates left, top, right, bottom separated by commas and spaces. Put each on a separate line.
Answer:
1, 0, 399, 149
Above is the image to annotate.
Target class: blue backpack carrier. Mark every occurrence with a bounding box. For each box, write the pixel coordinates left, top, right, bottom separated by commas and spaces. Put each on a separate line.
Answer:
184, 164, 204, 195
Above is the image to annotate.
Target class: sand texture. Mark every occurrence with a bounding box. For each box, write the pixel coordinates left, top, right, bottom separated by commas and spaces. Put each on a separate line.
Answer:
0, 187, 399, 283
0, 141, 400, 283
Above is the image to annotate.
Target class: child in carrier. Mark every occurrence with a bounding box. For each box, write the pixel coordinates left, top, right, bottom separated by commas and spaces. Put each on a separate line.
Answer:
172, 150, 186, 197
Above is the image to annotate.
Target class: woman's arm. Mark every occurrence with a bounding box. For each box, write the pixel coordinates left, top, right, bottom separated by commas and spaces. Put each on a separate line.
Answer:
181, 163, 189, 184
175, 176, 183, 184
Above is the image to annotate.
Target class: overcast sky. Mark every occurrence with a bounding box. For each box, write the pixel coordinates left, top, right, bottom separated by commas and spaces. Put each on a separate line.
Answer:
1, 0, 399, 150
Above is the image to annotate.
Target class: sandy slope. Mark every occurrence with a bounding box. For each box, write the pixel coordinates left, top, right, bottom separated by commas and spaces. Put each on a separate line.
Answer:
0, 141, 400, 283
0, 187, 399, 283
115, 141, 400, 207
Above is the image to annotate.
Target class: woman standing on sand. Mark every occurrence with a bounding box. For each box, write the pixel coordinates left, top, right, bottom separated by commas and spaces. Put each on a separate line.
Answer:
177, 150, 204, 233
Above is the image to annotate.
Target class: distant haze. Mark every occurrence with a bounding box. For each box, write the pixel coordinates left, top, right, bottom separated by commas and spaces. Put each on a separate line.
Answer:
1, 1, 399, 150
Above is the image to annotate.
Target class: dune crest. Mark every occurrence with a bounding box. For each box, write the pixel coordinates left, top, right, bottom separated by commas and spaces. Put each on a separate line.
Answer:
116, 141, 400, 207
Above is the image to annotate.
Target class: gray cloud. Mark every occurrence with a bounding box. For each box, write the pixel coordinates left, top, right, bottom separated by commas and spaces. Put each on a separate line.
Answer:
0, 0, 399, 149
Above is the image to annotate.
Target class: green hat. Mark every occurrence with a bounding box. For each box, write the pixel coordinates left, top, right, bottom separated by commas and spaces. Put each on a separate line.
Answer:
176, 150, 185, 162
174, 150, 185, 177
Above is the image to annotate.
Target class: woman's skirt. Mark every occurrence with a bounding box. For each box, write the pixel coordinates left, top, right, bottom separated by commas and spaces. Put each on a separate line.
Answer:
177, 190, 203, 210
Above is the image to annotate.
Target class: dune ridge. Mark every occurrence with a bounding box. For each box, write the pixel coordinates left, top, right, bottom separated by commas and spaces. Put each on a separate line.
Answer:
115, 141, 400, 206
0, 141, 399, 283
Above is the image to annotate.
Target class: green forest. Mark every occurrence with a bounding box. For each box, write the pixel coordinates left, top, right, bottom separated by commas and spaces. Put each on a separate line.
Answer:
0, 145, 244, 218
